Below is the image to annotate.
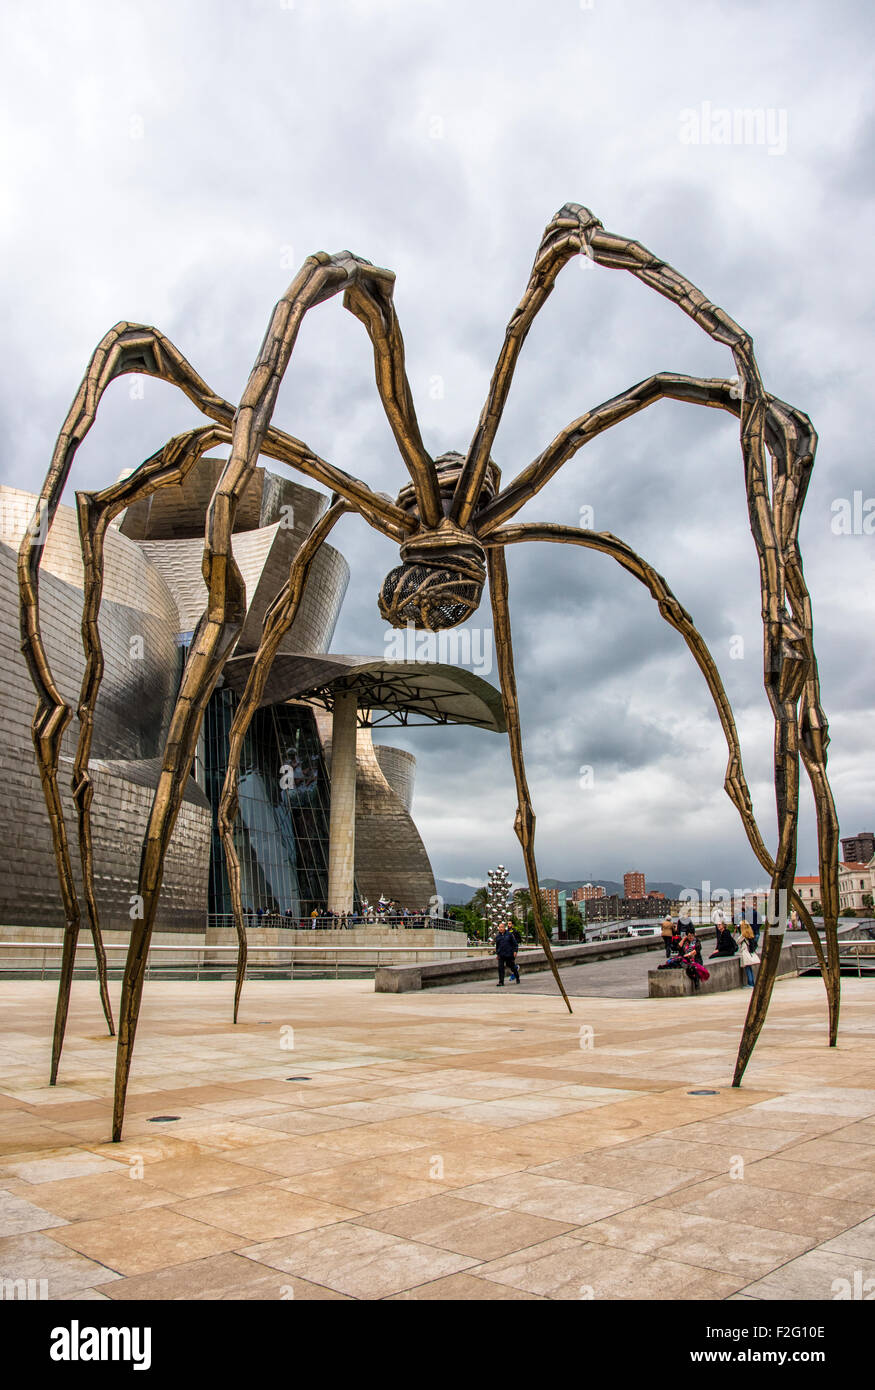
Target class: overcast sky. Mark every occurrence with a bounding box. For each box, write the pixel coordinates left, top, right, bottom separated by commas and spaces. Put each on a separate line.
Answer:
2, 0, 872, 894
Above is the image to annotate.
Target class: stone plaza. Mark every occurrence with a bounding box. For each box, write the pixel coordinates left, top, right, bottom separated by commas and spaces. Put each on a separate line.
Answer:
1, 972, 873, 1301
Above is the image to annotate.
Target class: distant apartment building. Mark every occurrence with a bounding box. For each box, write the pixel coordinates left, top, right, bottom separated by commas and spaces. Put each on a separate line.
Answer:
624, 871, 646, 899
587, 894, 681, 923
540, 887, 560, 918
571, 883, 606, 902
839, 862, 875, 913
841, 831, 875, 866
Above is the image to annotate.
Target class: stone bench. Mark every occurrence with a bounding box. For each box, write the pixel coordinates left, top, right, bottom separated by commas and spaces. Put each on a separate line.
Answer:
375, 929, 718, 993
648, 941, 799, 997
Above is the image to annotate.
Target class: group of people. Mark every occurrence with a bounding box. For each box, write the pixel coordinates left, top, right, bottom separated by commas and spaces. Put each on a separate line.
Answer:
240, 901, 432, 929
659, 913, 762, 987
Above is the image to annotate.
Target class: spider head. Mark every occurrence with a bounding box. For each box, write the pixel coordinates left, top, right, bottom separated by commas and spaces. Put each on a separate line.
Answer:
378, 519, 486, 632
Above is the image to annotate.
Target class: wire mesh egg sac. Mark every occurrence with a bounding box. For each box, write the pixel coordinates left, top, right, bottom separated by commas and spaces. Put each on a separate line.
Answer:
378, 561, 484, 631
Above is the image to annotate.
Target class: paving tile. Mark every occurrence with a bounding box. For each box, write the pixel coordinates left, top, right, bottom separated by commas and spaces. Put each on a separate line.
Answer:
16, 1169, 176, 1221
771, 1137, 875, 1171
475, 1235, 743, 1300
820, 1215, 875, 1261
576, 1206, 813, 1279
738, 1158, 875, 1205
739, 1249, 875, 1301
528, 1154, 709, 1198
750, 1089, 875, 1119
47, 1207, 241, 1275
355, 1193, 575, 1260
235, 1111, 360, 1137
104, 1252, 281, 1300
168, 1120, 296, 1151
221, 1139, 358, 1178
241, 1224, 479, 1298
453, 1173, 639, 1224
0, 1189, 68, 1236
3, 1151, 126, 1185
387, 1272, 546, 1300
0, 1230, 121, 1296
129, 1156, 276, 1199
295, 1127, 433, 1160
279, 1163, 441, 1214
376, 1145, 530, 1188
652, 1181, 871, 1241
168, 1185, 358, 1242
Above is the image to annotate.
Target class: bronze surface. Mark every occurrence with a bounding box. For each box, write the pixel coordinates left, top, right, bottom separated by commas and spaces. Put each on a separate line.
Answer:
19, 206, 840, 1138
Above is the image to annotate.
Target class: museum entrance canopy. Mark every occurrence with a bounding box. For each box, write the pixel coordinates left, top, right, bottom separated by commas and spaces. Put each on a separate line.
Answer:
221, 654, 507, 732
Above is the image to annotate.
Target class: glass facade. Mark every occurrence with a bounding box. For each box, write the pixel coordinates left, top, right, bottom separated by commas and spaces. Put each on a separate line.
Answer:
199, 687, 356, 920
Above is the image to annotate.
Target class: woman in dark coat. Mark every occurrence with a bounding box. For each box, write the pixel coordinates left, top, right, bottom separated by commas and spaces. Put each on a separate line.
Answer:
710, 924, 738, 958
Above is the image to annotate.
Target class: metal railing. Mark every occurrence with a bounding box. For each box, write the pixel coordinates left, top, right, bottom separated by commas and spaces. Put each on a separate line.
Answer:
205, 912, 469, 933
794, 941, 875, 978
0, 941, 492, 982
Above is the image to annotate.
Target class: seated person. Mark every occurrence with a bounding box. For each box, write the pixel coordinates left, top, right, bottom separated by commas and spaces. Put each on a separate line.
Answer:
710, 924, 738, 957
681, 931, 703, 965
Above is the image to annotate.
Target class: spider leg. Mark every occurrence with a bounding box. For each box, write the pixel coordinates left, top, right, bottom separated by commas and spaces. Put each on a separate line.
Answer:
451, 205, 605, 529
216, 499, 349, 1024
482, 379, 838, 1044
111, 250, 402, 1140
556, 211, 836, 1078
486, 547, 572, 1013
464, 201, 838, 1076
478, 373, 740, 535
343, 273, 442, 528
19, 325, 233, 1083
72, 425, 231, 1039
482, 523, 830, 980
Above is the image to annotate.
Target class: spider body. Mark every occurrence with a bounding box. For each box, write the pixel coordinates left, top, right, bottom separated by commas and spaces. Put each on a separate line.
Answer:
19, 203, 842, 1142
379, 453, 500, 631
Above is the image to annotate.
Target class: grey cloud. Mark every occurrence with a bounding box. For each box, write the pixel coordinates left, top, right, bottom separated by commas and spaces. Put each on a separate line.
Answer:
2, 0, 871, 888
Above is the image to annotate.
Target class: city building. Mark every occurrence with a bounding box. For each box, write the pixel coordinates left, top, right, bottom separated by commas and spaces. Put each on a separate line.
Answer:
624, 871, 646, 899
839, 861, 875, 913
586, 893, 681, 923
570, 883, 605, 902
793, 874, 822, 906
540, 887, 560, 919
841, 831, 875, 866
0, 466, 506, 939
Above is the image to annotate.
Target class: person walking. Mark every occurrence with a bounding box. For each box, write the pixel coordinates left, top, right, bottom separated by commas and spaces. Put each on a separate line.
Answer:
750, 905, 760, 950
495, 923, 520, 986
660, 917, 675, 958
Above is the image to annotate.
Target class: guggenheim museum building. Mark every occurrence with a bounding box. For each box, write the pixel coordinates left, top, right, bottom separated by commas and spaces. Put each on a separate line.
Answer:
0, 457, 505, 942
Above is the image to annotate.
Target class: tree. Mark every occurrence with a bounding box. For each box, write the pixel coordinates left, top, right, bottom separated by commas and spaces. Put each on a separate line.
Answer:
810, 900, 822, 916
467, 886, 488, 915
450, 905, 488, 940
513, 888, 531, 925
565, 902, 584, 940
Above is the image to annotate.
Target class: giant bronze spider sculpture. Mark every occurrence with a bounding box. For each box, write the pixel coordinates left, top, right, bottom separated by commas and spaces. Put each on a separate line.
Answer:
19, 203, 841, 1142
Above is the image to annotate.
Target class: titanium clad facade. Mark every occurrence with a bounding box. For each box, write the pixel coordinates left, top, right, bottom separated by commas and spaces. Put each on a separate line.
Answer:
0, 494, 210, 933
